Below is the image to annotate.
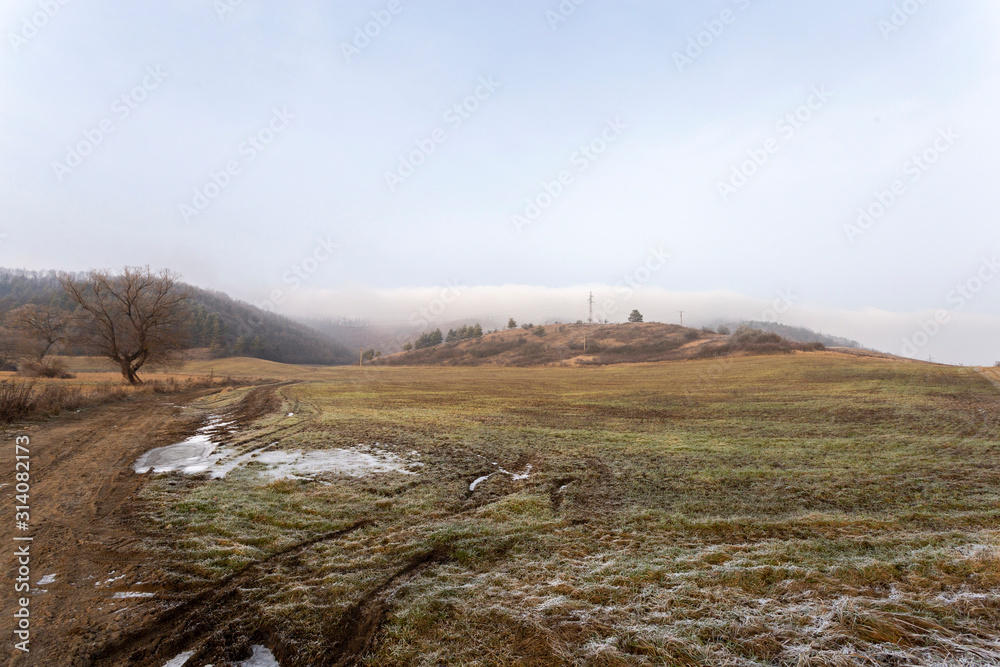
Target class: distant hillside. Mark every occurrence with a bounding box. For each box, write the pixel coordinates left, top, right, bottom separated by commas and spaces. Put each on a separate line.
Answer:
720, 321, 863, 349
374, 322, 825, 367
0, 268, 352, 365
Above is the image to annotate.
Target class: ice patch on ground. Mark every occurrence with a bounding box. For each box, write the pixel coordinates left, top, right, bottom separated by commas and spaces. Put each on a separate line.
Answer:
255, 445, 420, 480
468, 461, 532, 491
134, 412, 419, 481
133, 416, 234, 474
238, 645, 280, 666
209, 442, 279, 479
37, 573, 56, 585
97, 573, 126, 587
112, 591, 154, 599
470, 474, 493, 491
162, 651, 194, 667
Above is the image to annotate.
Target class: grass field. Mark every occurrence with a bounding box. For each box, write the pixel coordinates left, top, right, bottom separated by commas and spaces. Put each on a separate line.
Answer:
102, 352, 1000, 665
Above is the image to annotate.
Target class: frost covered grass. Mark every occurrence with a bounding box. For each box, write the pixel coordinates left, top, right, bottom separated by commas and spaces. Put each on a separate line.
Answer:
136, 355, 1000, 664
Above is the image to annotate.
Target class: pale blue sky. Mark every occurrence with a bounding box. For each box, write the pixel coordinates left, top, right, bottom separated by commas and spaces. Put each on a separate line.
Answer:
2, 1, 999, 363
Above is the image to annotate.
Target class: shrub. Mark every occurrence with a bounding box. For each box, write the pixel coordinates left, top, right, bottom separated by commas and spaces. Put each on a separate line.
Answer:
532, 326, 546, 337
0, 380, 36, 423
18, 360, 75, 379
684, 330, 700, 341
717, 326, 731, 335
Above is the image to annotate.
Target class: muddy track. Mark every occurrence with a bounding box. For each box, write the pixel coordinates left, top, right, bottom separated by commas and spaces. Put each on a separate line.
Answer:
322, 548, 449, 667
2, 379, 465, 665
0, 382, 300, 667
87, 520, 372, 666
0, 387, 233, 667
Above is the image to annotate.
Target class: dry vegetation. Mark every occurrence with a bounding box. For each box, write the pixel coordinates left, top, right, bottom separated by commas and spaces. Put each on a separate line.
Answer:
0, 359, 249, 423
42, 352, 997, 665
375, 323, 827, 368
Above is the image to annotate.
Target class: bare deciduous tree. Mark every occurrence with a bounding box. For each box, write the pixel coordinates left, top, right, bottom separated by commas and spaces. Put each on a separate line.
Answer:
60, 267, 191, 384
5, 303, 71, 361
0, 330, 17, 370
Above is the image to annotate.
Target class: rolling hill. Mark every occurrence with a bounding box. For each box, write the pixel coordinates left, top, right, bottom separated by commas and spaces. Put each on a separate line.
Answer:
373, 322, 839, 367
0, 268, 352, 365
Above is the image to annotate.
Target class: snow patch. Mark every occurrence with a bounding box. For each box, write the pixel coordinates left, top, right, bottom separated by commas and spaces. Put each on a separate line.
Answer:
112, 591, 154, 599
237, 645, 280, 666
37, 573, 56, 586
468, 461, 532, 492
162, 651, 195, 667
470, 475, 493, 491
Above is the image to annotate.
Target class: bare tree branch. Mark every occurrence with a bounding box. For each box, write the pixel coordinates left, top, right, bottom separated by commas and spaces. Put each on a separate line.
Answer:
60, 266, 191, 384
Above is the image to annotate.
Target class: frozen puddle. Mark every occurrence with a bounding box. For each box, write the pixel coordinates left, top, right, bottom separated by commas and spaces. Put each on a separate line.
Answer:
134, 416, 234, 474
134, 419, 422, 482
255, 445, 421, 481
239, 645, 280, 666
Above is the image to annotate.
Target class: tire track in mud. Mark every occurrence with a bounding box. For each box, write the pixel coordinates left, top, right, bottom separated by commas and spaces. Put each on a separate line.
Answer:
321, 548, 449, 667
86, 520, 372, 666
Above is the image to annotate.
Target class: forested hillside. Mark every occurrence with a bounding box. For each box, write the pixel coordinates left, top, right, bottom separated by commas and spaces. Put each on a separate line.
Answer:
0, 268, 351, 365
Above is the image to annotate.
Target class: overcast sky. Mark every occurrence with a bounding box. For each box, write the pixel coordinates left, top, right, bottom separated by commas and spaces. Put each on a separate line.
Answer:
2, 1, 999, 365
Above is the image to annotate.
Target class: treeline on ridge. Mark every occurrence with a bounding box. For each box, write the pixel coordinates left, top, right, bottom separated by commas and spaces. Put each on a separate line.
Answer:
0, 268, 352, 366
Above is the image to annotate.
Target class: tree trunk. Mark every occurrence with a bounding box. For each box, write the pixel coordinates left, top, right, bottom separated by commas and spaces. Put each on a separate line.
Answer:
119, 360, 141, 385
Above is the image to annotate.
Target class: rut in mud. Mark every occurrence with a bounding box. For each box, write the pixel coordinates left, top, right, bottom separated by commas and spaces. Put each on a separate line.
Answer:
87, 521, 374, 666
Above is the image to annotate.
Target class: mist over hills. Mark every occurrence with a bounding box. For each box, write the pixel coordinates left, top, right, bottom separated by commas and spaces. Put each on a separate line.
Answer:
1, 267, 876, 367
0, 268, 352, 365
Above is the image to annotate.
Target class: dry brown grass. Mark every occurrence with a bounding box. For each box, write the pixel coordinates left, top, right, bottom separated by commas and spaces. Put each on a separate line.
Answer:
73, 354, 1000, 664
0, 374, 244, 423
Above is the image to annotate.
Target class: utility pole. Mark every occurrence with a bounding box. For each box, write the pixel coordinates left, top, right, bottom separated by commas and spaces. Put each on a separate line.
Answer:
679, 311, 684, 327
588, 292, 594, 324
359, 347, 363, 367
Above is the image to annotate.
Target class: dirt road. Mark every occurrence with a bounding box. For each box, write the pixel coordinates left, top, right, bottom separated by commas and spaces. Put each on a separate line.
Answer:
1, 389, 224, 666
